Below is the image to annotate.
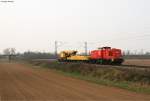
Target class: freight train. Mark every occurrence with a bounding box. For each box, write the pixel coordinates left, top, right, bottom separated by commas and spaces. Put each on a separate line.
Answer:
58, 47, 124, 65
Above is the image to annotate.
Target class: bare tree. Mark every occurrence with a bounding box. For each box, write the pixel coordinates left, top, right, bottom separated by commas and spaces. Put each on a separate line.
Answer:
3, 48, 16, 55
3, 48, 16, 62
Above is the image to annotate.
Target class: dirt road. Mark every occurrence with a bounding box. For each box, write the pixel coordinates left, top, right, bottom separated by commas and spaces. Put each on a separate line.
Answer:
0, 62, 150, 101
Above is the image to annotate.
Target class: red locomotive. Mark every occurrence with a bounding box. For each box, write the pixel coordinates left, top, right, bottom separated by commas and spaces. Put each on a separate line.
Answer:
90, 47, 124, 64
59, 47, 124, 65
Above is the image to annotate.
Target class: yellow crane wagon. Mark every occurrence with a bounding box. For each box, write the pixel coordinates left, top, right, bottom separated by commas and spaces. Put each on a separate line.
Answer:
58, 50, 90, 62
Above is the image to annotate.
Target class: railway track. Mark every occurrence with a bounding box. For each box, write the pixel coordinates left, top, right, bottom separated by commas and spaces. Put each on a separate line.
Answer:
88, 63, 150, 70
93, 64, 150, 71
108, 65, 150, 71
62, 62, 150, 70
32, 59, 150, 70
121, 64, 150, 69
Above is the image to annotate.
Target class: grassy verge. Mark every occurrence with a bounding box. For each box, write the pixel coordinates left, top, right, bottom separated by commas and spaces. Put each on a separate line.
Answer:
55, 70, 150, 94
30, 61, 150, 94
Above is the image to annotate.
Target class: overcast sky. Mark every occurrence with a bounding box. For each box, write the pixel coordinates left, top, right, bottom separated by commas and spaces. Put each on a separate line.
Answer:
0, 0, 150, 53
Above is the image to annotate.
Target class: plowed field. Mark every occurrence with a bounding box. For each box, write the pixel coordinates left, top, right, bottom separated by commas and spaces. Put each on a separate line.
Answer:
0, 62, 150, 101
124, 59, 150, 67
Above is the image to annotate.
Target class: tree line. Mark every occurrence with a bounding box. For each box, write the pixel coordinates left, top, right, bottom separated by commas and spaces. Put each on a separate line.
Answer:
1, 48, 150, 61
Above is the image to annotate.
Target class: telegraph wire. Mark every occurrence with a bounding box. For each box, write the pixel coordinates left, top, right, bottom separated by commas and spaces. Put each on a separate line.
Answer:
54, 34, 150, 55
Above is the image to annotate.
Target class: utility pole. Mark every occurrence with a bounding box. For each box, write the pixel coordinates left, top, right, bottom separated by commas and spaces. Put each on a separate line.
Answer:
84, 42, 87, 55
55, 41, 58, 57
